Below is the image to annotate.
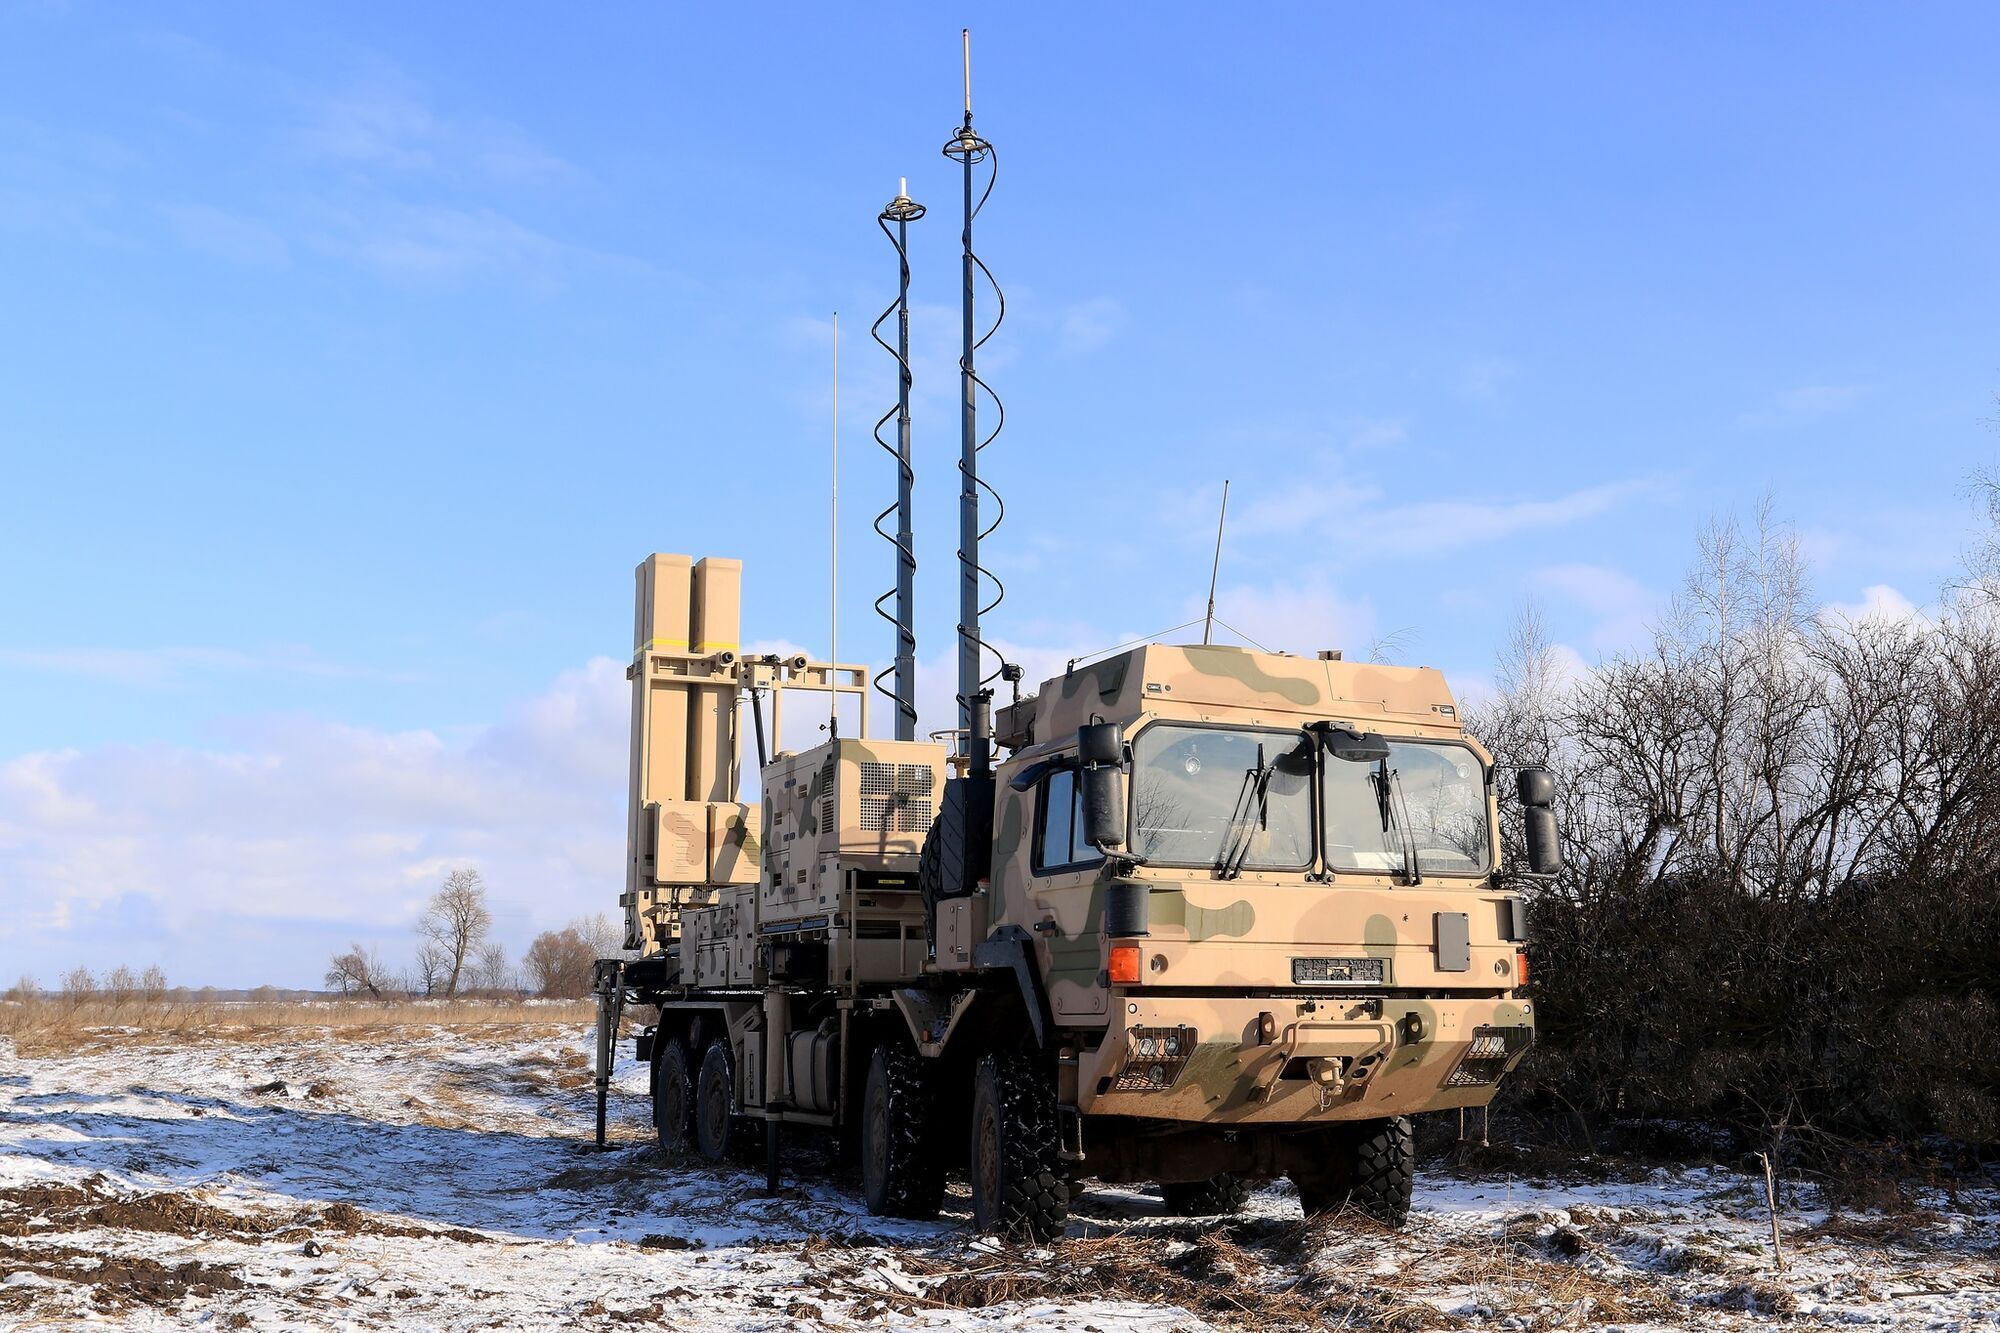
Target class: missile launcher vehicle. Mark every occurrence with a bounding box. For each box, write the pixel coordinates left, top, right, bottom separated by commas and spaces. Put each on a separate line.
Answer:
593, 554, 1558, 1238
588, 31, 1559, 1239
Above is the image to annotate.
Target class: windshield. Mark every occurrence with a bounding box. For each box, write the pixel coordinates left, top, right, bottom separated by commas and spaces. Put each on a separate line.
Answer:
1131, 724, 1314, 870
1323, 739, 1490, 876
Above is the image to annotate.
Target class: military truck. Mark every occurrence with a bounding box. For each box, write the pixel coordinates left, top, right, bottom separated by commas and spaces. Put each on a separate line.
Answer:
594, 552, 1558, 1239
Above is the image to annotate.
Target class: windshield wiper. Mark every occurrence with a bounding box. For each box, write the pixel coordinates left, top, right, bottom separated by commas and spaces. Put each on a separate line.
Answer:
1215, 743, 1270, 880
1214, 735, 1313, 880
1371, 759, 1423, 885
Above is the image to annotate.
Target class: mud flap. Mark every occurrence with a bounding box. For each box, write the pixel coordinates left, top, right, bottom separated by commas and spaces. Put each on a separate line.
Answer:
973, 926, 1055, 1048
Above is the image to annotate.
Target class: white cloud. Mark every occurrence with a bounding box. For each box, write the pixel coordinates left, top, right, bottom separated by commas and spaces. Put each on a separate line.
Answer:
1536, 563, 1659, 652
0, 643, 415, 687
1738, 382, 1865, 427
1232, 479, 1381, 533
0, 659, 630, 986
1822, 583, 1923, 627
1192, 579, 1378, 661
297, 78, 575, 187
161, 203, 290, 267
1344, 418, 1409, 452
310, 202, 564, 282
1456, 357, 1518, 403
1057, 297, 1126, 355
1234, 474, 1668, 551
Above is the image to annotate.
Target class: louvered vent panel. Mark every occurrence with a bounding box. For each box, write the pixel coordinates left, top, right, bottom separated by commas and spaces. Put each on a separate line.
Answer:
860, 761, 935, 832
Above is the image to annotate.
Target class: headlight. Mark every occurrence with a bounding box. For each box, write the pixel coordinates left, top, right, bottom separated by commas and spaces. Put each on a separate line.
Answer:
1113, 1025, 1197, 1092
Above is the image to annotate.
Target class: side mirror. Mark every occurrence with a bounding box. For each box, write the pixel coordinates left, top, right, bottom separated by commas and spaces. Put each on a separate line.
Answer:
1078, 722, 1124, 767
1516, 767, 1562, 877
1077, 722, 1127, 850
1080, 765, 1125, 850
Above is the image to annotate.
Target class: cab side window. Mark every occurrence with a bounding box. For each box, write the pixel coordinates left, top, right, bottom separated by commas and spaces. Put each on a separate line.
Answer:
1035, 767, 1106, 874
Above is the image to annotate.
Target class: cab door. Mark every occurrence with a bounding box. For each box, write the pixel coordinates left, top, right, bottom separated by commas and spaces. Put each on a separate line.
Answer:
1027, 764, 1109, 1020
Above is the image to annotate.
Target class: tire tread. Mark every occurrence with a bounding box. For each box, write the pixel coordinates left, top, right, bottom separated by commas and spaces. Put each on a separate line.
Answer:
971, 1051, 1069, 1242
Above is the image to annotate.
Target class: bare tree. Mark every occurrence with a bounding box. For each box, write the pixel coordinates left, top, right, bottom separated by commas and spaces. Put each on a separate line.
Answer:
523, 928, 595, 999
574, 912, 629, 960
468, 941, 513, 994
416, 869, 493, 998
1969, 464, 2000, 604
139, 965, 168, 1005
5, 976, 36, 1003
61, 967, 95, 1005
324, 944, 390, 999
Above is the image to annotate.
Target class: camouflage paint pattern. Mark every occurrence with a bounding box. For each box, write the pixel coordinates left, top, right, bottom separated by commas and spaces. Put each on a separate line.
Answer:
982, 642, 1532, 1123
1078, 993, 1534, 1122
627, 561, 1535, 1132
756, 736, 945, 926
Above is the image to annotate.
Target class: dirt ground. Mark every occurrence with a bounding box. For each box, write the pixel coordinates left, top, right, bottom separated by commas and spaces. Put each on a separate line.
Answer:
1, 1021, 1994, 1331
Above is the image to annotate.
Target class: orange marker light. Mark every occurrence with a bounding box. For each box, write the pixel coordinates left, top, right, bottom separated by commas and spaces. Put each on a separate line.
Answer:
1108, 944, 1142, 986
1516, 950, 1531, 988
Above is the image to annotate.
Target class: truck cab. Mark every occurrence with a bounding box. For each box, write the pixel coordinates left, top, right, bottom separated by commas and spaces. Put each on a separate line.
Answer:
927, 643, 1537, 1203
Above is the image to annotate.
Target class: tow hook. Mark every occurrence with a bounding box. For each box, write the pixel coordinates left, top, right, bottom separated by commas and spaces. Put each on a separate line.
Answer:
1308, 1056, 1345, 1110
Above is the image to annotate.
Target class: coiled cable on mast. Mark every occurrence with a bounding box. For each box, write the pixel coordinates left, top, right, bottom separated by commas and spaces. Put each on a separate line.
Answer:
943, 117, 1008, 713
870, 183, 925, 741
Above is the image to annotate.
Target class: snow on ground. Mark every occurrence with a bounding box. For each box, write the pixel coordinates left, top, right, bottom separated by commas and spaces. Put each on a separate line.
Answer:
0, 1022, 1994, 1331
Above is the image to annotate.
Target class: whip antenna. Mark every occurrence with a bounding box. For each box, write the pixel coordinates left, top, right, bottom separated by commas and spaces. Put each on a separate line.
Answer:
944, 27, 1007, 759
872, 178, 925, 741
1203, 479, 1230, 646
829, 311, 839, 737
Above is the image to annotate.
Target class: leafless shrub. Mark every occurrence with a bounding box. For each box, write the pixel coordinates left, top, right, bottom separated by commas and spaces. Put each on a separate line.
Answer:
0, 997, 594, 1056
324, 944, 392, 999
1477, 503, 2000, 1158
103, 965, 137, 1009
5, 976, 36, 1003
524, 928, 595, 999
139, 966, 167, 1005
61, 967, 95, 1005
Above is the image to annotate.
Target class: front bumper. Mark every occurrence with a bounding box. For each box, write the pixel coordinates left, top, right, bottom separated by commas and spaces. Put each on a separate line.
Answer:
1075, 992, 1534, 1124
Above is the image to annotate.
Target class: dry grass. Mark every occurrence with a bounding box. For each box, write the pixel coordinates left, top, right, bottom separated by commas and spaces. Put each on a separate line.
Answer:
0, 997, 596, 1055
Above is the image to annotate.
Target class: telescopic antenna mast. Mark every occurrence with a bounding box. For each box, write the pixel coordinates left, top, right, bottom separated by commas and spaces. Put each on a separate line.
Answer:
944, 27, 1005, 768
872, 180, 925, 741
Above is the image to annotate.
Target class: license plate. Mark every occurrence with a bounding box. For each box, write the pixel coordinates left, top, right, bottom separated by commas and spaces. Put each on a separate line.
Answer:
1292, 956, 1385, 985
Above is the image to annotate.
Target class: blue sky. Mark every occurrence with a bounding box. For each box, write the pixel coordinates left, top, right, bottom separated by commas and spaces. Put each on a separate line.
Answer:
2, 3, 1995, 986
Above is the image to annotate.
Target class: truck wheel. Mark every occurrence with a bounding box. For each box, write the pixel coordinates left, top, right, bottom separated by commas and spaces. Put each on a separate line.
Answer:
1161, 1173, 1252, 1217
1292, 1116, 1414, 1228
859, 1044, 945, 1219
653, 1037, 695, 1156
694, 1039, 742, 1163
968, 1051, 1069, 1241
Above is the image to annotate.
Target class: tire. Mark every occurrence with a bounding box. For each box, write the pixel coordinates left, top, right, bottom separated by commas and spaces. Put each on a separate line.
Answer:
1293, 1116, 1415, 1228
695, 1039, 743, 1163
1161, 1172, 1252, 1217
968, 1051, 1069, 1241
859, 1044, 945, 1219
653, 1037, 695, 1156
